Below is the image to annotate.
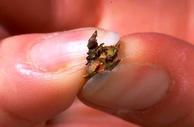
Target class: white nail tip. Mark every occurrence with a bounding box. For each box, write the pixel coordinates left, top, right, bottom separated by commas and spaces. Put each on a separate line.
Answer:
97, 32, 120, 45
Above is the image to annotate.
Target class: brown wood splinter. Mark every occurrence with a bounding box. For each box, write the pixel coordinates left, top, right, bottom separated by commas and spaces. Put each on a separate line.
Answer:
84, 30, 121, 79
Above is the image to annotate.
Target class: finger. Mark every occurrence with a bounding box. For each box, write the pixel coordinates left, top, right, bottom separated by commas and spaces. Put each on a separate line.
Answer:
79, 33, 194, 127
0, 27, 119, 127
99, 0, 191, 41
0, 0, 101, 34
47, 99, 138, 127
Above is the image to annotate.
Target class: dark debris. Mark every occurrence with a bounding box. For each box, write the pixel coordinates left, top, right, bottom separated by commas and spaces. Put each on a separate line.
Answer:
84, 30, 120, 79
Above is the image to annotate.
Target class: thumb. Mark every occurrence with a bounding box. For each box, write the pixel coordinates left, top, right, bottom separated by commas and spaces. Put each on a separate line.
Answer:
79, 33, 194, 127
0, 27, 119, 127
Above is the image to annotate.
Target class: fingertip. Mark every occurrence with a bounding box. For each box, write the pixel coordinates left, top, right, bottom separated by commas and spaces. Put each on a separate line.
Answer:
79, 33, 194, 127
0, 27, 120, 126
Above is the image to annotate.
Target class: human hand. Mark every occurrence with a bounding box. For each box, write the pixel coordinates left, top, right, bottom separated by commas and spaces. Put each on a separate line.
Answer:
1, 1, 194, 127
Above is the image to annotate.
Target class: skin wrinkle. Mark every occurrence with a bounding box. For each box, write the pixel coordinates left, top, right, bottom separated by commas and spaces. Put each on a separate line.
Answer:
0, 108, 33, 127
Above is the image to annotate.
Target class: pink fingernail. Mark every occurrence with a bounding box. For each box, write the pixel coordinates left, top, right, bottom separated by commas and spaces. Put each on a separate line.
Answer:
80, 63, 170, 110
30, 28, 120, 72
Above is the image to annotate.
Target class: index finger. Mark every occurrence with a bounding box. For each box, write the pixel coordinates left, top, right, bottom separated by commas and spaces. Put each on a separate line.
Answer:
0, 28, 119, 127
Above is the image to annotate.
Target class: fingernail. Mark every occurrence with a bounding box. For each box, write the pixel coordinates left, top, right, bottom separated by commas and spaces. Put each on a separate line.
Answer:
30, 28, 120, 72
80, 63, 170, 110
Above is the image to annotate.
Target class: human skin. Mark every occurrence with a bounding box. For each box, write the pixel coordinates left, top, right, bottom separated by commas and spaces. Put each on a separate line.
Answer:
0, 0, 194, 127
